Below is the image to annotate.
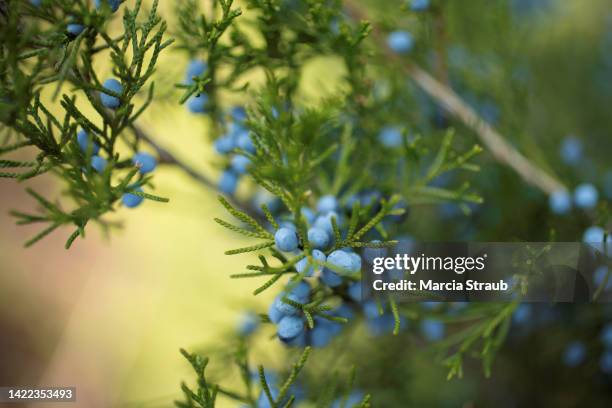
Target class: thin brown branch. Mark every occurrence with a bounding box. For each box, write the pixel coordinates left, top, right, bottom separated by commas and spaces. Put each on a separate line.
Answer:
131, 124, 262, 216
344, 1, 565, 194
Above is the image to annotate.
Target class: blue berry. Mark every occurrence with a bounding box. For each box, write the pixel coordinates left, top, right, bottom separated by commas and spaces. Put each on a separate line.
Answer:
307, 227, 330, 249
583, 226, 605, 243
310, 321, 334, 348
317, 194, 339, 213
574, 183, 598, 209
187, 93, 208, 113
268, 301, 284, 324
563, 341, 586, 367
378, 126, 403, 147
512, 304, 531, 325
219, 170, 238, 195
214, 135, 235, 154
231, 154, 251, 174
387, 30, 414, 54
122, 187, 144, 208
320, 268, 342, 287
185, 59, 207, 85
90, 156, 107, 173
560, 136, 583, 165
327, 250, 360, 274
95, 0, 121, 12
601, 350, 612, 374
296, 250, 326, 277
77, 129, 100, 155
132, 152, 157, 174
238, 312, 259, 336
100, 78, 122, 109
300, 207, 316, 224
313, 211, 342, 234
289, 280, 311, 300
421, 318, 445, 341
237, 133, 256, 153
277, 315, 305, 341
231, 106, 247, 122
274, 227, 299, 252
278, 221, 297, 231
30, 0, 42, 6
67, 23, 85, 37
601, 323, 612, 348
273, 293, 302, 316
410, 0, 429, 11
362, 300, 381, 319
549, 190, 571, 214
347, 281, 362, 302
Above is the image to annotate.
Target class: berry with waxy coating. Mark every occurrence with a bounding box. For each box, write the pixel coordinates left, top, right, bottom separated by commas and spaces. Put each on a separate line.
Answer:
237, 133, 255, 153
277, 315, 305, 341
268, 301, 284, 324
67, 23, 85, 37
272, 293, 303, 316
214, 136, 235, 154
231, 154, 251, 174
122, 187, 144, 208
274, 227, 299, 252
100, 78, 122, 109
583, 225, 605, 242
320, 268, 342, 287
560, 136, 583, 165
187, 93, 208, 113
95, 0, 121, 12
563, 341, 586, 367
77, 130, 100, 155
411, 0, 429, 11
378, 126, 403, 147
313, 211, 342, 234
219, 169, 238, 195
574, 183, 598, 209
327, 249, 360, 274
132, 152, 157, 174
387, 30, 414, 54
421, 318, 445, 341
295, 249, 326, 277
549, 190, 571, 214
90, 156, 107, 173
317, 194, 339, 213
184, 59, 207, 85
238, 312, 259, 336
300, 207, 316, 224
601, 323, 612, 348
307, 226, 330, 249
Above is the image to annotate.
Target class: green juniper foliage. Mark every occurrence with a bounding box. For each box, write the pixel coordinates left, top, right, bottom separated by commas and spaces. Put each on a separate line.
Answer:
2, 0, 611, 406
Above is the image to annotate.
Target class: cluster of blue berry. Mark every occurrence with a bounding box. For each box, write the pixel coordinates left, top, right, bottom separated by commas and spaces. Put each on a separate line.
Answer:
561, 324, 612, 374
74, 74, 157, 209
184, 59, 209, 114
548, 135, 610, 244
214, 107, 255, 195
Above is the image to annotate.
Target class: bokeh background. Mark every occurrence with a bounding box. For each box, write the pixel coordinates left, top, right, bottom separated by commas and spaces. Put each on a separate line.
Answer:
1, 0, 612, 407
